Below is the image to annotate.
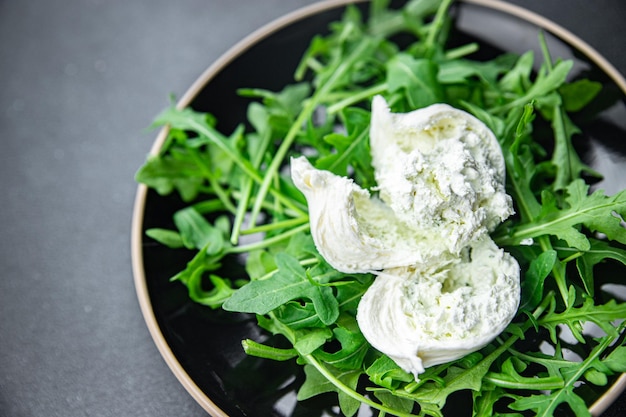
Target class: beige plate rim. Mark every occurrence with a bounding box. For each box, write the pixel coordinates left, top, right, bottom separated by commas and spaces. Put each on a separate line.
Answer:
131, 1, 626, 415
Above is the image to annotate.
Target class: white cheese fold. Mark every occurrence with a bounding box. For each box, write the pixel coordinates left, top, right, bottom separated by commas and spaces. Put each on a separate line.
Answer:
290, 156, 446, 273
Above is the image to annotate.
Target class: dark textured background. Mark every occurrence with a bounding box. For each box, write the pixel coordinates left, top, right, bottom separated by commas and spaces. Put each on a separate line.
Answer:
1, 1, 624, 416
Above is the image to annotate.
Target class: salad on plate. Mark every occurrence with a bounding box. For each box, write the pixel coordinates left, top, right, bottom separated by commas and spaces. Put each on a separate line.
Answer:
136, 0, 626, 415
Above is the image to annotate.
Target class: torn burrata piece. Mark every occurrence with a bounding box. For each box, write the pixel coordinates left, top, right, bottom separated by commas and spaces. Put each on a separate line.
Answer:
356, 236, 520, 378
290, 156, 449, 273
370, 95, 513, 254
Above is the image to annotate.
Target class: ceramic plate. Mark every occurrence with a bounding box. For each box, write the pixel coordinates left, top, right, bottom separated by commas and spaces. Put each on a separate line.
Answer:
132, 1, 626, 415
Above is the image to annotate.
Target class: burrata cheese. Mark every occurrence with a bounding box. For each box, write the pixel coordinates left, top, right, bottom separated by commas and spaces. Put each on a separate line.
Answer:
290, 96, 520, 379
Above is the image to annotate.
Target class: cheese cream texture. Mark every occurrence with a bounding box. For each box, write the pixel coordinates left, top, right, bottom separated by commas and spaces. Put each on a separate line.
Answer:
291, 96, 520, 378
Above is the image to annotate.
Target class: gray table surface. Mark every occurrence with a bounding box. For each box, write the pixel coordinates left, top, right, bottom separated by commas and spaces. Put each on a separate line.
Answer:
1, 1, 625, 416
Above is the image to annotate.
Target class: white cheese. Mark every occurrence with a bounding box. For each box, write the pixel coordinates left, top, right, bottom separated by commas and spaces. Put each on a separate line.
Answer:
356, 236, 520, 378
290, 96, 520, 379
290, 156, 447, 273
370, 95, 513, 254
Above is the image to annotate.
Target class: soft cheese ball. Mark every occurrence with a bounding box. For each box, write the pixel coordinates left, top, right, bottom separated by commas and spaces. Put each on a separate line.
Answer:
370, 96, 513, 255
356, 236, 520, 378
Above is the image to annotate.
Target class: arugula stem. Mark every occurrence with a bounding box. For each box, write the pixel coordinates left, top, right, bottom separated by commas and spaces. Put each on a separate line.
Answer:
240, 216, 309, 235
182, 117, 304, 216
231, 190, 306, 218
230, 176, 252, 244
326, 83, 388, 114
242, 339, 298, 361
538, 31, 553, 72
484, 374, 564, 390
191, 199, 225, 214
444, 42, 479, 60
247, 100, 312, 227
423, 0, 453, 58
560, 251, 583, 264
226, 223, 310, 254
303, 354, 421, 417
230, 128, 274, 245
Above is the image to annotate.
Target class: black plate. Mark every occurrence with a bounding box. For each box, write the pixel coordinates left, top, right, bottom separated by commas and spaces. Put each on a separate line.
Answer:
132, 1, 626, 416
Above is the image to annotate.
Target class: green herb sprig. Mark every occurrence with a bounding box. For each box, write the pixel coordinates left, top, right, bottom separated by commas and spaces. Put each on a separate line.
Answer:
136, 0, 626, 415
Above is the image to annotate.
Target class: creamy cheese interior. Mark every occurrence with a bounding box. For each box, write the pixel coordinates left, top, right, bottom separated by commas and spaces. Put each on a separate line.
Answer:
291, 156, 448, 273
370, 96, 513, 254
290, 96, 520, 379
356, 236, 520, 377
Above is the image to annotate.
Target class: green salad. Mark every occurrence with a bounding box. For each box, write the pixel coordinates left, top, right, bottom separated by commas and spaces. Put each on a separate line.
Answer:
136, 0, 626, 415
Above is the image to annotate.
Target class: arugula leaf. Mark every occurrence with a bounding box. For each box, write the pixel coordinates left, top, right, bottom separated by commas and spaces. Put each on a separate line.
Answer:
135, 151, 205, 201
520, 249, 557, 310
559, 78, 602, 112
500, 180, 626, 249
298, 364, 362, 417
173, 207, 228, 253
575, 238, 626, 296
386, 54, 443, 109
223, 253, 339, 325
315, 106, 373, 186
539, 289, 626, 343
314, 321, 368, 370
145, 228, 184, 248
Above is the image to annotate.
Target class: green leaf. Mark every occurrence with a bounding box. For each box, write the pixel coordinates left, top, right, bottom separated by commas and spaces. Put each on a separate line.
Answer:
576, 238, 626, 296
559, 79, 603, 112
173, 207, 227, 254
492, 59, 573, 114
314, 324, 368, 370
485, 358, 564, 390
135, 152, 204, 201
539, 291, 626, 343
602, 346, 626, 373
188, 273, 234, 308
223, 253, 339, 325
297, 364, 361, 417
509, 386, 591, 417
316, 106, 372, 181
373, 390, 415, 415
244, 249, 276, 280
563, 181, 626, 245
520, 249, 557, 310
386, 54, 443, 109
584, 368, 608, 386
499, 50, 534, 94
549, 106, 598, 189
336, 274, 373, 312
502, 180, 626, 249
274, 301, 324, 330
294, 327, 333, 355
145, 228, 184, 249
366, 355, 413, 390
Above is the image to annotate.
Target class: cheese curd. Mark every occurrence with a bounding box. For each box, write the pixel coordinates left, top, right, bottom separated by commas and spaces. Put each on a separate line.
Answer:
356, 236, 520, 378
291, 156, 447, 273
290, 96, 520, 378
370, 96, 513, 254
